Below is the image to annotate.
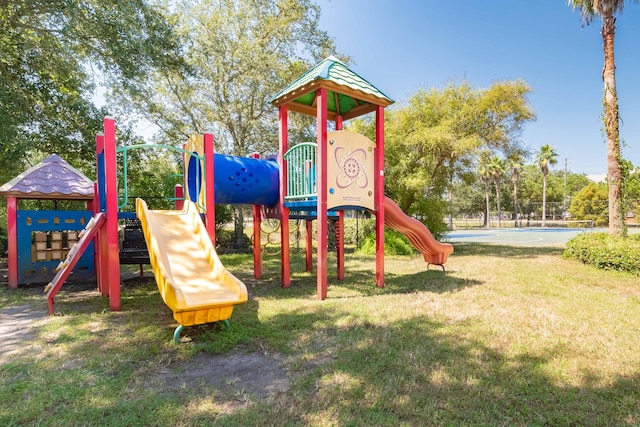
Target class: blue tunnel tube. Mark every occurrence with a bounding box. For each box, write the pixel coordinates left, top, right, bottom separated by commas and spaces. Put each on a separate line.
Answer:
187, 153, 280, 206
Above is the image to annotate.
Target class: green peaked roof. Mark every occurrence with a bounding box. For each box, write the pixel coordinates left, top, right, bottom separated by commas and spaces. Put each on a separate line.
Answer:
271, 56, 394, 120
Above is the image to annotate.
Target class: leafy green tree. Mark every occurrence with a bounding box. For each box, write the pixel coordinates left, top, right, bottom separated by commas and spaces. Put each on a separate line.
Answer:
621, 160, 640, 226
117, 0, 340, 245
568, 0, 638, 235
118, 148, 182, 211
450, 162, 591, 227
514, 165, 589, 220
451, 178, 485, 221
569, 182, 609, 226
0, 0, 183, 183
536, 144, 558, 226
565, 172, 592, 200
364, 81, 534, 233
120, 0, 338, 154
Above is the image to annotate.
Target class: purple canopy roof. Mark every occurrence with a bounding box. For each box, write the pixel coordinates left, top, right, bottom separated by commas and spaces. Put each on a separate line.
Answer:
0, 154, 94, 200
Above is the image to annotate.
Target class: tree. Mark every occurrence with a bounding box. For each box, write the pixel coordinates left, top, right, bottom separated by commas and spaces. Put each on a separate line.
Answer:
536, 144, 558, 226
509, 158, 523, 227
569, 182, 609, 226
568, 0, 637, 236
621, 159, 640, 226
488, 156, 505, 227
116, 0, 340, 245
478, 154, 493, 228
0, 0, 184, 182
514, 165, 590, 221
364, 80, 535, 235
120, 0, 338, 154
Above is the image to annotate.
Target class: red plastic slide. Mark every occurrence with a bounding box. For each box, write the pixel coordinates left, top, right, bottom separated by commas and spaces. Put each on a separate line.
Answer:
384, 197, 453, 269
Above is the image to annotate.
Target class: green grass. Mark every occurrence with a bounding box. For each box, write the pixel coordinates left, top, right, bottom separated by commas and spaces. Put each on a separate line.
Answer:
2, 244, 640, 426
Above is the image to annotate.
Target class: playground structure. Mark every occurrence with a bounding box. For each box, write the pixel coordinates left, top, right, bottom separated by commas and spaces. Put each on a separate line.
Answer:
268, 56, 453, 297
176, 56, 453, 300
0, 155, 96, 288
4, 57, 453, 338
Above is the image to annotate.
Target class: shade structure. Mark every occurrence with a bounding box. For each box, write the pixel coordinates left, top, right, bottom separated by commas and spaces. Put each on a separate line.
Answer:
0, 154, 93, 200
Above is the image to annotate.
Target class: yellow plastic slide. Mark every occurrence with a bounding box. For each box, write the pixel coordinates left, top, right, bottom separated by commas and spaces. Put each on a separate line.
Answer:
384, 196, 454, 269
136, 198, 247, 342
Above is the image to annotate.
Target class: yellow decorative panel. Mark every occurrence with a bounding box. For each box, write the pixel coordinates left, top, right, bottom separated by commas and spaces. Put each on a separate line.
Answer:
327, 130, 375, 210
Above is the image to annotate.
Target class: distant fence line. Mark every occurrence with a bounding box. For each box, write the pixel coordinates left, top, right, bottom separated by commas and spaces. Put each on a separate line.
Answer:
450, 199, 639, 229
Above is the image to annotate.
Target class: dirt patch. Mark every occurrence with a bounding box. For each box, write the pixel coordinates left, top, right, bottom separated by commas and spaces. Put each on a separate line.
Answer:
0, 304, 51, 365
151, 345, 290, 400
1, 268, 292, 402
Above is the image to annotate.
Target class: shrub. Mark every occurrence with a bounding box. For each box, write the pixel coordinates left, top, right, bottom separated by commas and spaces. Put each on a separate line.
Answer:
563, 232, 640, 275
568, 183, 609, 227
356, 229, 417, 256
411, 197, 449, 241
343, 215, 375, 246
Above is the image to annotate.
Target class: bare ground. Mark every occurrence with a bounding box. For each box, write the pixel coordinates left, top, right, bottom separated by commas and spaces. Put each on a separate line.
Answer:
1, 268, 291, 403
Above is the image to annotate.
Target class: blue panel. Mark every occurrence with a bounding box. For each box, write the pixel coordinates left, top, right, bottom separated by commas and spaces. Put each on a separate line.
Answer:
118, 211, 138, 219
213, 154, 279, 206
283, 199, 318, 211
16, 210, 95, 284
187, 152, 202, 203
97, 151, 106, 212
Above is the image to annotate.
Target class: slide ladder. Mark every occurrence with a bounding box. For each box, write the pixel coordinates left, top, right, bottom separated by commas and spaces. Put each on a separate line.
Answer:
45, 213, 105, 314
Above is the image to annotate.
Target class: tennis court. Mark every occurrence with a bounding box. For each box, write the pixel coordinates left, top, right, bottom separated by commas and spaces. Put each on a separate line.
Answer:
445, 227, 630, 246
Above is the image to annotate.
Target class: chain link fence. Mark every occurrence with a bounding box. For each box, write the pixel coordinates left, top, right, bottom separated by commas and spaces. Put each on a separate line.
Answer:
450, 200, 639, 229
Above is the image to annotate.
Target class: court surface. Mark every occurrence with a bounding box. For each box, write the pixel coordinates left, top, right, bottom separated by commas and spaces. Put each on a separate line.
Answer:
444, 228, 638, 246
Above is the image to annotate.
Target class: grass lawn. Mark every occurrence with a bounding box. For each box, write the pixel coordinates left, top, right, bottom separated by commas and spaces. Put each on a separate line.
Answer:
1, 243, 640, 426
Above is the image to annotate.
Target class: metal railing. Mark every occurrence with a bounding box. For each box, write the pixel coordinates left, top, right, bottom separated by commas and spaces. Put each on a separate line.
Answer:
283, 142, 317, 200
115, 144, 203, 210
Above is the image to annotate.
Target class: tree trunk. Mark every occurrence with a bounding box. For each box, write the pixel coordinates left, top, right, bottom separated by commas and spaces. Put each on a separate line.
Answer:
484, 182, 490, 229
542, 174, 547, 227
448, 186, 453, 229
235, 206, 246, 248
513, 182, 519, 227
602, 13, 624, 236
495, 182, 501, 228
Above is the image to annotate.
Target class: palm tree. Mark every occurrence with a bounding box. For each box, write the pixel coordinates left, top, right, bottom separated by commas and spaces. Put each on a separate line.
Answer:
509, 159, 522, 227
488, 156, 505, 228
478, 155, 492, 229
568, 0, 636, 236
536, 144, 558, 227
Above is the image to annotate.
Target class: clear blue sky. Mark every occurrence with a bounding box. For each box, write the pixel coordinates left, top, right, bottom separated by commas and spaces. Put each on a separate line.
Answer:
317, 0, 640, 177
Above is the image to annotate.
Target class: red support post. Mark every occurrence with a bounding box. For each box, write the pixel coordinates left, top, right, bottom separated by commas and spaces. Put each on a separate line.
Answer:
305, 220, 313, 272
278, 106, 291, 287
174, 184, 184, 210
91, 181, 103, 295
251, 153, 262, 279
316, 88, 328, 300
95, 135, 108, 296
203, 133, 215, 245
7, 197, 17, 289
103, 118, 121, 310
375, 106, 385, 288
335, 115, 344, 280
337, 212, 345, 280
